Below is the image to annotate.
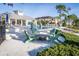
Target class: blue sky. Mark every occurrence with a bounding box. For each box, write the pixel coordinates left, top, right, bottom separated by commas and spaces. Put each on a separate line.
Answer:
0, 3, 79, 18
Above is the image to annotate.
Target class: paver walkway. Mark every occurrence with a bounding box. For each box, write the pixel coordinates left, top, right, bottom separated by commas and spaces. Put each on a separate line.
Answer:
0, 38, 52, 56
0, 29, 54, 56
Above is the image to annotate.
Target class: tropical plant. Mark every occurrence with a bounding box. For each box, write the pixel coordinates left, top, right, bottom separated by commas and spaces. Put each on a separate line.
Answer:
73, 19, 79, 28
37, 20, 48, 26
56, 5, 72, 27
1, 16, 5, 24
62, 20, 66, 27
56, 5, 67, 26
68, 14, 77, 21
37, 20, 41, 25
67, 14, 78, 26
56, 5, 66, 14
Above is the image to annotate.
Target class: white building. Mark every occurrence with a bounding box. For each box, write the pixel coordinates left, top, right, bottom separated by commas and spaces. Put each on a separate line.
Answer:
0, 10, 34, 27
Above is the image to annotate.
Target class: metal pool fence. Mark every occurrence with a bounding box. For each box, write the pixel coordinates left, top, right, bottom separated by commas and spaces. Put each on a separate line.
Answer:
0, 24, 5, 44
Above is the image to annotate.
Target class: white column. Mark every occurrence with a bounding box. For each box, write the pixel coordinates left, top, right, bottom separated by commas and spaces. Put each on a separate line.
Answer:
15, 19, 17, 26
21, 20, 23, 26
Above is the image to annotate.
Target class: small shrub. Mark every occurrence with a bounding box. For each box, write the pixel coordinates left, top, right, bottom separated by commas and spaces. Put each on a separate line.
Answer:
37, 32, 79, 56
37, 44, 79, 56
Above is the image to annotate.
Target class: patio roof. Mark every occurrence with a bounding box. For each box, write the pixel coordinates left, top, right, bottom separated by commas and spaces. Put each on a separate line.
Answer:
9, 13, 34, 20
0, 12, 34, 20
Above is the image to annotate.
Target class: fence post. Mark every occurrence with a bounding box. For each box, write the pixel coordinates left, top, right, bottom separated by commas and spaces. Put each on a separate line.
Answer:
0, 21, 5, 44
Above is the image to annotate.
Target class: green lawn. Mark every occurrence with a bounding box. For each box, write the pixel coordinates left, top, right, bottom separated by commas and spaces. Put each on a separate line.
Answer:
68, 26, 79, 33
62, 32, 79, 42
37, 31, 79, 56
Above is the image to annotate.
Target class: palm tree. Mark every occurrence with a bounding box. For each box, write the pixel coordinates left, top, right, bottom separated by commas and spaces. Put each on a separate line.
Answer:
68, 14, 77, 20
56, 5, 66, 27
73, 19, 79, 28
56, 5, 72, 27
56, 5, 66, 18
67, 14, 77, 26
64, 7, 71, 15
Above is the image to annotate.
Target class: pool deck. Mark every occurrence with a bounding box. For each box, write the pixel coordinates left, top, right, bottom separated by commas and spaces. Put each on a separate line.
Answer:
0, 26, 67, 56
0, 27, 54, 56
0, 39, 53, 56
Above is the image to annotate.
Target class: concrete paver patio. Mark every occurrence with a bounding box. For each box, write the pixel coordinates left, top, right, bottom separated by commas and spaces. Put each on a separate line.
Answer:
0, 38, 53, 56
0, 26, 66, 56
0, 28, 54, 56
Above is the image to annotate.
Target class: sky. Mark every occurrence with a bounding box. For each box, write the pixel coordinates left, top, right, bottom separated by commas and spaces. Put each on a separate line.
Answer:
0, 3, 79, 18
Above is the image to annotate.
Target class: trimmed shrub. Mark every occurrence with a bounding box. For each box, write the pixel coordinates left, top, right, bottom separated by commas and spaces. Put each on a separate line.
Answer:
37, 31, 79, 56
37, 44, 79, 56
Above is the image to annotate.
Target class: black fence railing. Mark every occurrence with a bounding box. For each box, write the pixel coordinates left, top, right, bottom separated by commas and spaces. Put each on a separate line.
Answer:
0, 22, 5, 44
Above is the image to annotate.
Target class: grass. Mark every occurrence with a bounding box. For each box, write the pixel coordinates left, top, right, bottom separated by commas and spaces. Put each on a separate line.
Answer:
62, 32, 79, 42
67, 26, 79, 33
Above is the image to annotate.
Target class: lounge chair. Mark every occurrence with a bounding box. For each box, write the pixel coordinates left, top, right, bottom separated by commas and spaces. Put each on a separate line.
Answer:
24, 31, 33, 43
47, 29, 65, 44
50, 28, 56, 37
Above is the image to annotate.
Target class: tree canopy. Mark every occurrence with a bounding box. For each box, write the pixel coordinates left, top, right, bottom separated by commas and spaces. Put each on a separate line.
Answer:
68, 14, 78, 20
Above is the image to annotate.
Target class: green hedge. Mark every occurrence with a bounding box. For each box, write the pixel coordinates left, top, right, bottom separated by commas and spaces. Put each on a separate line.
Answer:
37, 44, 79, 56
62, 32, 79, 42
37, 31, 79, 56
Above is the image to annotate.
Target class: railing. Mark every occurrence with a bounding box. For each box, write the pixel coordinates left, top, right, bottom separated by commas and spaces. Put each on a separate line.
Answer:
0, 24, 5, 44
37, 24, 56, 29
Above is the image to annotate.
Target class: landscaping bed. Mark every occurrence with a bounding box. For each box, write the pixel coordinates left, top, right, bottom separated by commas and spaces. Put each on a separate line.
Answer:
37, 31, 79, 56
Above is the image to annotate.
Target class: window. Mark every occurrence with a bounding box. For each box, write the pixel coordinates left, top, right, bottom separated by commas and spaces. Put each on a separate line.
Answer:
17, 19, 21, 25
22, 20, 26, 26
10, 19, 15, 25
12, 20, 15, 25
